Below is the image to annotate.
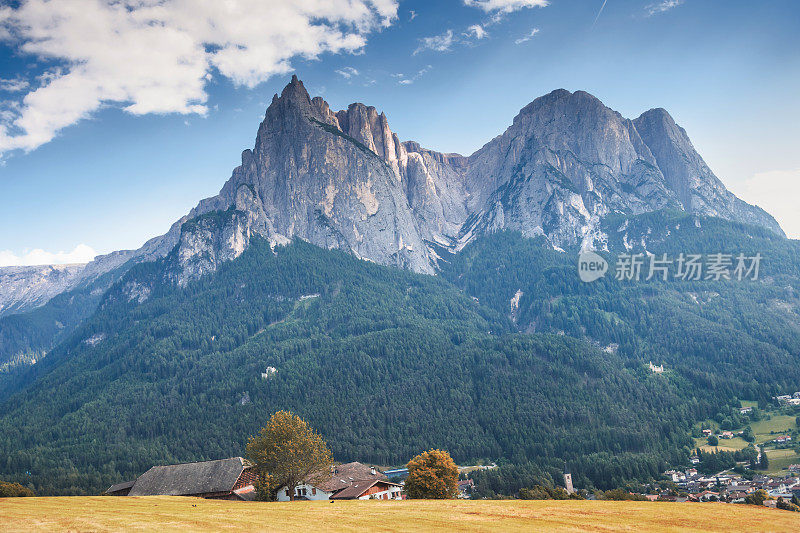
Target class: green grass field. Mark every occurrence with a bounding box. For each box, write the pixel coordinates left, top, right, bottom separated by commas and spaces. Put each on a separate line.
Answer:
765, 448, 799, 474
693, 408, 799, 473
2, 497, 799, 532
751, 415, 797, 444
694, 436, 750, 452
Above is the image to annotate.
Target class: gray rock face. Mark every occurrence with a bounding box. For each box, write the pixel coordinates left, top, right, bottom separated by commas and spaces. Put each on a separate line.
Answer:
203, 75, 436, 275
0, 264, 86, 317
633, 108, 785, 236
167, 81, 781, 278
460, 89, 682, 249
1, 79, 785, 308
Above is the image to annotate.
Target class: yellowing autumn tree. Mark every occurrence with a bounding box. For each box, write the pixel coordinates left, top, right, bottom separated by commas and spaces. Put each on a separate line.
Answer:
246, 410, 333, 501
404, 449, 458, 499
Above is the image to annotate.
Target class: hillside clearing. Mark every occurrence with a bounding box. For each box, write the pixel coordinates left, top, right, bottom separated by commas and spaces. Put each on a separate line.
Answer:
751, 415, 797, 444
765, 448, 799, 474
2, 497, 800, 532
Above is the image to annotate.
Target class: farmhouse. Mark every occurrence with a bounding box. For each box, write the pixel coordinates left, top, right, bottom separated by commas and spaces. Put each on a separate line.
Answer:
276, 461, 403, 501
114, 457, 257, 500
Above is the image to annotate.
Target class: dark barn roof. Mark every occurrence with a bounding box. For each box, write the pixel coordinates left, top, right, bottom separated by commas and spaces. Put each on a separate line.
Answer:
128, 457, 250, 496
106, 480, 135, 495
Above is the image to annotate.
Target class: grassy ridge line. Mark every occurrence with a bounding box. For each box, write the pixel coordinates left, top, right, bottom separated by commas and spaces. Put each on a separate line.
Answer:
2, 497, 799, 532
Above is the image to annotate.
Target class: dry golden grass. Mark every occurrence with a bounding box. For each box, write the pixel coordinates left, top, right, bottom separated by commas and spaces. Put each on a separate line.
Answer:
2, 497, 800, 532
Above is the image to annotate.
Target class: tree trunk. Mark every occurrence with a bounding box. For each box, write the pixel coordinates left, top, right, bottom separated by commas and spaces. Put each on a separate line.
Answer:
288, 484, 295, 501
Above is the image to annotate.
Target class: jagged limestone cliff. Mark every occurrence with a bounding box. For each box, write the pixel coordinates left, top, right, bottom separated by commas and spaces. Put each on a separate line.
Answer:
2, 77, 785, 297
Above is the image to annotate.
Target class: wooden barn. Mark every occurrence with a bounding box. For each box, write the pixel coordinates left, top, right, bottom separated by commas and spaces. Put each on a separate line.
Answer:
109, 457, 257, 500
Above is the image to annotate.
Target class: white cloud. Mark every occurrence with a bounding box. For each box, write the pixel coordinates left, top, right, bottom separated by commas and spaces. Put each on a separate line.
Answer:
0, 77, 29, 92
464, 0, 548, 13
515, 27, 540, 44
645, 0, 684, 16
0, 0, 398, 155
466, 24, 488, 39
413, 29, 454, 55
732, 168, 800, 239
0, 244, 98, 266
409, 10, 418, 21
335, 67, 360, 79
394, 65, 433, 86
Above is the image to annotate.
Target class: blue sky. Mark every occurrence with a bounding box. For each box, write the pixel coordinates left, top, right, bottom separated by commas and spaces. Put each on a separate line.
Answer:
0, 0, 799, 265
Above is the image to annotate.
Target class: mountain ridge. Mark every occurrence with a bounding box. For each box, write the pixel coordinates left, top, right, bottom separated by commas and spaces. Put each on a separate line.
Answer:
0, 77, 785, 314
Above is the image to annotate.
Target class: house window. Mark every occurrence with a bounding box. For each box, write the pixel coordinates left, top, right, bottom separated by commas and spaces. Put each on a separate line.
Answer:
302, 488, 307, 496
285, 489, 290, 497
312, 488, 317, 496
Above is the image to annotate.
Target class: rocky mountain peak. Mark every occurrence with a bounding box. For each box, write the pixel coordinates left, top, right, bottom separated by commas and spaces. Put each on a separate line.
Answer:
281, 74, 310, 102
9, 77, 782, 302
162, 77, 787, 281
633, 108, 784, 236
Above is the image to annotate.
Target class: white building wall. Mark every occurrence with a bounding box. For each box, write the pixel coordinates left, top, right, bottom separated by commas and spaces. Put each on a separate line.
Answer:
358, 487, 403, 500
276, 483, 332, 502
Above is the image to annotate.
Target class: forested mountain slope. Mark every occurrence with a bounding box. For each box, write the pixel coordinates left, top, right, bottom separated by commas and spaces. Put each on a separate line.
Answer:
443, 211, 800, 400
1, 237, 714, 495
0, 77, 796, 498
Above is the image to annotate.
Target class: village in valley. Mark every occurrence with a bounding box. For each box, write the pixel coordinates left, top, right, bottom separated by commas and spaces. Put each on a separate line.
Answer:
651, 394, 800, 510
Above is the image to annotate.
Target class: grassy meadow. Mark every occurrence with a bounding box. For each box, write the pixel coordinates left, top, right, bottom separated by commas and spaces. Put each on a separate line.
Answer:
693, 406, 799, 473
2, 496, 800, 532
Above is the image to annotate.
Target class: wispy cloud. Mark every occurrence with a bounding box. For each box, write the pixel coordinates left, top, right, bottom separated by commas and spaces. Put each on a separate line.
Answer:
514, 27, 540, 44
0, 77, 30, 92
393, 65, 433, 86
0, 243, 98, 267
335, 67, 360, 79
0, 0, 399, 156
409, 10, 418, 21
464, 0, 549, 13
645, 0, 684, 16
417, 0, 550, 55
413, 30, 455, 55
465, 24, 488, 39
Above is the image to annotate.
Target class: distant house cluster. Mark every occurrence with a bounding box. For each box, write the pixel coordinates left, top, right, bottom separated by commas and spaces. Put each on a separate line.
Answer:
702, 428, 737, 440
775, 391, 800, 406
648, 361, 664, 373
275, 462, 403, 501
106, 459, 403, 502
660, 468, 800, 504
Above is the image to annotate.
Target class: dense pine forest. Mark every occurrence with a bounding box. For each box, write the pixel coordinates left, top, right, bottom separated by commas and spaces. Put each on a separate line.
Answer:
0, 210, 799, 495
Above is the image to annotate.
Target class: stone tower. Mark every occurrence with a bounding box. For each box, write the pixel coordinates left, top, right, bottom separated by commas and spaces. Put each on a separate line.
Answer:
563, 463, 575, 494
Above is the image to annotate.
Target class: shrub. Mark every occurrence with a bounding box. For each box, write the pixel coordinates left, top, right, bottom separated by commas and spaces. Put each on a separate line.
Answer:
0, 481, 35, 497
518, 485, 580, 500
600, 488, 648, 501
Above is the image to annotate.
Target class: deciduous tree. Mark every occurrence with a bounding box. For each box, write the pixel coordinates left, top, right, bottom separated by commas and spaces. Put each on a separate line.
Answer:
0, 481, 34, 497
405, 449, 458, 499
246, 411, 333, 501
